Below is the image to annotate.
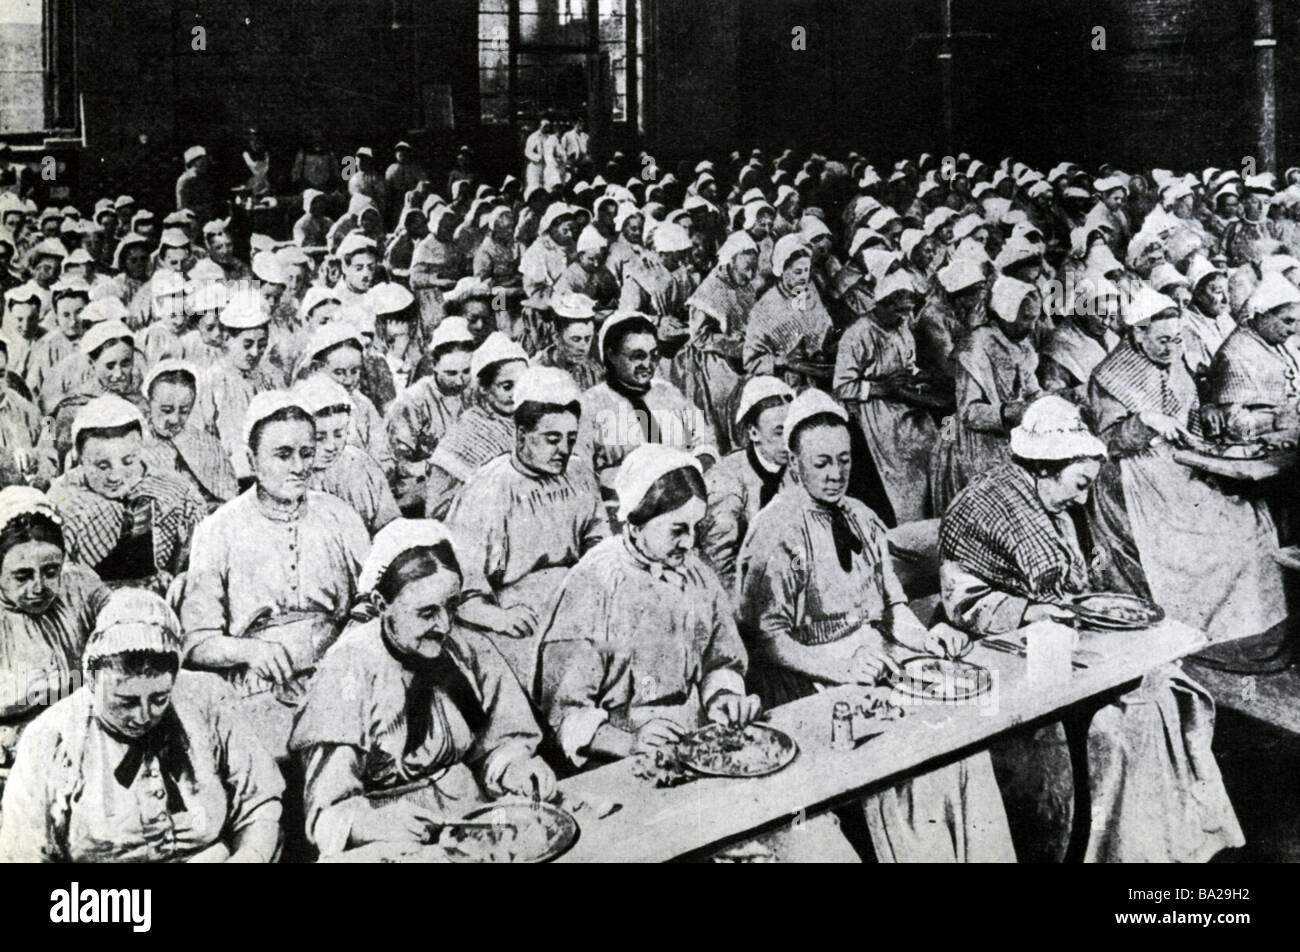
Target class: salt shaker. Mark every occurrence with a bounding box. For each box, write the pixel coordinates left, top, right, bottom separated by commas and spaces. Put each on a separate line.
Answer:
831, 701, 854, 751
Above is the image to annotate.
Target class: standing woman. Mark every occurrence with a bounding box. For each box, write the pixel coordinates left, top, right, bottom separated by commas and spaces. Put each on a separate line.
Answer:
0, 487, 108, 773
180, 392, 369, 749
47, 395, 202, 595
735, 391, 1015, 862
424, 332, 528, 519
0, 588, 284, 862
139, 360, 238, 512
670, 231, 759, 455
289, 520, 554, 858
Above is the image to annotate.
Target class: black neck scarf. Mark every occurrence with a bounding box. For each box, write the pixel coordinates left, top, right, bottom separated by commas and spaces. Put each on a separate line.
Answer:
105, 707, 191, 814
826, 504, 865, 574
379, 625, 488, 757
606, 374, 660, 443
746, 445, 785, 509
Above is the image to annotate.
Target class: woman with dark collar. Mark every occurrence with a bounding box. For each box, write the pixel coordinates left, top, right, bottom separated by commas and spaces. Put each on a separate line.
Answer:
290, 519, 553, 858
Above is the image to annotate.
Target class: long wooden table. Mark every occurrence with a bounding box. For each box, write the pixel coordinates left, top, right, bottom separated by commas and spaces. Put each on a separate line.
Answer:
1173, 447, 1292, 481
552, 619, 1206, 863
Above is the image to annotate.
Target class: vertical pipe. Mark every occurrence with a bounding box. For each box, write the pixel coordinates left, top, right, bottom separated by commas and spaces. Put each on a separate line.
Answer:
1255, 0, 1276, 174
939, 0, 954, 156
626, 0, 639, 152
508, 0, 520, 132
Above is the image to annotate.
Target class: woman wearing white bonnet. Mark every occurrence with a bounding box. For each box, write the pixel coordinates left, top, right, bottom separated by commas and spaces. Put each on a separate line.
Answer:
617, 220, 695, 356
668, 230, 760, 455
289, 519, 553, 859
1089, 284, 1287, 645
553, 225, 619, 315
941, 395, 1244, 862
0, 587, 284, 863
180, 390, 369, 753
139, 358, 239, 512
743, 233, 836, 391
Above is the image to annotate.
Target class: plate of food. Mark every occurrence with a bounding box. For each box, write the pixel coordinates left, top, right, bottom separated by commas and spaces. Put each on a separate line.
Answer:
1187, 437, 1269, 460
890, 656, 992, 703
438, 801, 579, 864
1066, 592, 1164, 630
675, 722, 799, 778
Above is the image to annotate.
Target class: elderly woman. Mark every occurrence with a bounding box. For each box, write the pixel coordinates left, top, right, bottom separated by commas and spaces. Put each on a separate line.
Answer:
833, 270, 941, 525
446, 367, 608, 684
1207, 273, 1300, 438
139, 360, 238, 512
43, 320, 148, 476
930, 275, 1043, 515
670, 231, 759, 456
699, 376, 793, 594
192, 293, 276, 477
0, 339, 41, 488
554, 226, 620, 314
293, 375, 399, 536
424, 332, 528, 519
0, 588, 284, 862
24, 277, 89, 409
0, 488, 108, 771
1181, 255, 1237, 385
521, 203, 577, 308
743, 234, 837, 391
1089, 287, 1286, 641
534, 292, 604, 391
618, 221, 697, 354
181, 392, 369, 748
47, 395, 202, 594
577, 312, 718, 518
735, 390, 1014, 862
915, 254, 989, 387
295, 321, 395, 478
289, 520, 553, 858
1039, 271, 1121, 405
941, 395, 1244, 862
605, 204, 648, 286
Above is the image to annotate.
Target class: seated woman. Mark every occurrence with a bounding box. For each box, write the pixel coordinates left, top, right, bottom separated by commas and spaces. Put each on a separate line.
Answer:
1207, 273, 1300, 438
0, 487, 108, 771
940, 395, 1244, 862
1180, 255, 1236, 387
533, 292, 605, 392
139, 360, 238, 512
699, 376, 794, 595
1039, 271, 1121, 406
930, 275, 1043, 515
294, 320, 395, 479
292, 375, 399, 536
41, 320, 148, 476
289, 519, 553, 859
424, 332, 528, 519
48, 395, 203, 595
743, 234, 836, 392
1089, 286, 1286, 640
735, 390, 1015, 862
180, 391, 369, 750
0, 338, 41, 488
0, 588, 283, 862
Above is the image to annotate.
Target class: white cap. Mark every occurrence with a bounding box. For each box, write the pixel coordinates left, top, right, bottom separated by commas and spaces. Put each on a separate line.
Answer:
251, 250, 286, 285
514, 365, 582, 407
1249, 272, 1300, 315
71, 394, 145, 449
299, 285, 340, 320
470, 331, 529, 380
867, 208, 900, 231
184, 145, 207, 164
429, 317, 475, 351
1148, 262, 1188, 292
1260, 254, 1300, 277
1185, 254, 1223, 291
923, 207, 958, 235
994, 236, 1041, 271
303, 321, 365, 364
576, 225, 608, 254
1123, 286, 1179, 327
783, 388, 848, 452
444, 276, 492, 304
359, 519, 462, 594
219, 292, 271, 330
1009, 395, 1107, 460
938, 256, 987, 293
800, 215, 831, 242
613, 445, 702, 522
337, 232, 378, 260
292, 375, 353, 416
1093, 175, 1127, 194
143, 358, 199, 397
1085, 242, 1125, 276
652, 222, 692, 253
159, 228, 190, 248
79, 320, 134, 357
989, 275, 1037, 323
718, 230, 758, 267
80, 297, 130, 326
772, 233, 811, 276
734, 375, 795, 426
551, 291, 597, 320
875, 270, 917, 302
597, 311, 656, 362
241, 390, 312, 449
899, 228, 926, 258
538, 203, 577, 235
366, 281, 415, 316
150, 270, 187, 299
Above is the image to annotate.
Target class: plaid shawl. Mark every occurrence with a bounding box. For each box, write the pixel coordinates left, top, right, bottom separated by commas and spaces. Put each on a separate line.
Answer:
940, 462, 1088, 600
1091, 339, 1189, 419
1209, 325, 1300, 408
427, 401, 514, 483
47, 465, 203, 573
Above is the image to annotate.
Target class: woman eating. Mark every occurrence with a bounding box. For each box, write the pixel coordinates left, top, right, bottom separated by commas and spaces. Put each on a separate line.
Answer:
735, 389, 1015, 862
289, 519, 553, 858
139, 360, 238, 512
1207, 272, 1300, 437
940, 395, 1244, 862
743, 234, 836, 391
47, 395, 202, 595
180, 391, 369, 749
424, 332, 528, 519
0, 588, 283, 862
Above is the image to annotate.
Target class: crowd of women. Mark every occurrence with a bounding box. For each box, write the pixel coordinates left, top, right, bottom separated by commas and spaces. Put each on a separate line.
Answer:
0, 142, 1294, 862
